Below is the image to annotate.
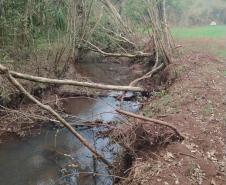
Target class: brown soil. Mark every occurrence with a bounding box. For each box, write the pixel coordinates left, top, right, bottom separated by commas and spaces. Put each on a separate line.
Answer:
119, 47, 226, 184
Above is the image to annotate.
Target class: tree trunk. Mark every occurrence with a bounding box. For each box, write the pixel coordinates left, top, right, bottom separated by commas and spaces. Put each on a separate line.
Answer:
0, 0, 4, 17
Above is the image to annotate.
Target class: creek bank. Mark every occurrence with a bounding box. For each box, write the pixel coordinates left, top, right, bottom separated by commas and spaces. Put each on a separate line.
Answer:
117, 51, 226, 185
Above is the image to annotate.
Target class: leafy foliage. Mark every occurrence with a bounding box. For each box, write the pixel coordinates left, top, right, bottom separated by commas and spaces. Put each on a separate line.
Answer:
0, 0, 68, 49
121, 0, 148, 24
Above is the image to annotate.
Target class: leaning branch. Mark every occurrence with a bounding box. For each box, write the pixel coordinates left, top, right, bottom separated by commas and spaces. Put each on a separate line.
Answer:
0, 64, 144, 92
116, 108, 185, 140
129, 51, 165, 86
129, 63, 164, 86
0, 65, 112, 168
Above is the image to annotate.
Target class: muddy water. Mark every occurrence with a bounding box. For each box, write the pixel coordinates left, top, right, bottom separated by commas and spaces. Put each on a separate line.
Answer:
74, 59, 136, 85
0, 60, 140, 185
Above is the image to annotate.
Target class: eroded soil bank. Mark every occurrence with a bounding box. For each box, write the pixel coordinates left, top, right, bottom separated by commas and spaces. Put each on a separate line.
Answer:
119, 50, 226, 184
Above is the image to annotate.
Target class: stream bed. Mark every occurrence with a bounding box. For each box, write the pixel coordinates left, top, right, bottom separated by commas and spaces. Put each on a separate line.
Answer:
0, 59, 141, 185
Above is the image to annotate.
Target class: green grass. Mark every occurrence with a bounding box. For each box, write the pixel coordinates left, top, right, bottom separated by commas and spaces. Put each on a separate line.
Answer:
224, 71, 226, 76
171, 25, 226, 39
138, 25, 226, 58
170, 25, 226, 58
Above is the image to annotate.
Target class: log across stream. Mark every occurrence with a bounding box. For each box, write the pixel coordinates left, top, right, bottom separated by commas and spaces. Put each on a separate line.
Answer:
0, 60, 141, 185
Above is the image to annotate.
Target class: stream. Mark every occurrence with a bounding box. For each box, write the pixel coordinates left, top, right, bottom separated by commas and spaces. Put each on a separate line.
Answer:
0, 59, 141, 185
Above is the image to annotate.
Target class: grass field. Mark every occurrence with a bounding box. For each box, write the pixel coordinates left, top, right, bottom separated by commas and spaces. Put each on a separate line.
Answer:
170, 25, 226, 58
171, 25, 226, 39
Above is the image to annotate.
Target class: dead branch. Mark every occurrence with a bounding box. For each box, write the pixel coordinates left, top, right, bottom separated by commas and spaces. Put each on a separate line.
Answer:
129, 51, 165, 86
116, 108, 185, 140
85, 40, 153, 58
129, 63, 164, 86
129, 51, 164, 86
0, 64, 144, 92
0, 65, 112, 168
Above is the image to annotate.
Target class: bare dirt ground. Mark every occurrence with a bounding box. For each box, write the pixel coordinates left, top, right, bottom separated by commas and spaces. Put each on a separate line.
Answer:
120, 41, 226, 185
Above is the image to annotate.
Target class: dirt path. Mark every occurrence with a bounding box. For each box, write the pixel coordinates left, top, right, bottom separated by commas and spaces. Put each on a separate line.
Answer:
121, 50, 226, 184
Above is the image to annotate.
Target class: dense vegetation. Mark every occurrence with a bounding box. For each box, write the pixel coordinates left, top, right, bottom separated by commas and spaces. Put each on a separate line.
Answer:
0, 0, 150, 62
0, 0, 225, 65
0, 0, 68, 48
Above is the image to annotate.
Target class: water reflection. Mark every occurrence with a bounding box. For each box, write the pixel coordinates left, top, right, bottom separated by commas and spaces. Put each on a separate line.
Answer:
0, 95, 139, 185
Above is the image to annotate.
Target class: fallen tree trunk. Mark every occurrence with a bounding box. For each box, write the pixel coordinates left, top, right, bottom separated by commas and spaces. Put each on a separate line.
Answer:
0, 65, 112, 168
0, 64, 144, 92
116, 108, 185, 140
